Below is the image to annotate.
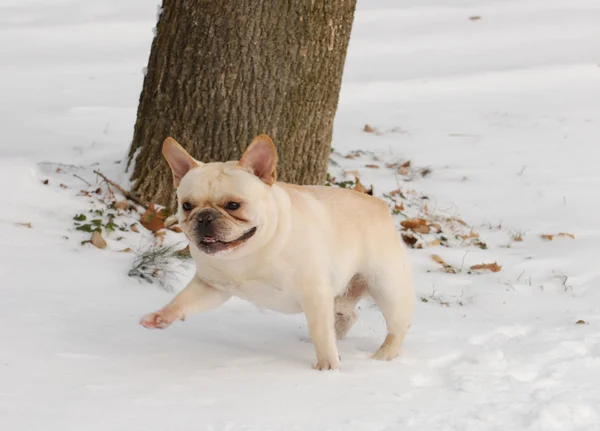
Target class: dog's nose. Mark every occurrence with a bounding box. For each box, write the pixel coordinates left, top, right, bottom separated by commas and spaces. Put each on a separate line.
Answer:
197, 211, 216, 226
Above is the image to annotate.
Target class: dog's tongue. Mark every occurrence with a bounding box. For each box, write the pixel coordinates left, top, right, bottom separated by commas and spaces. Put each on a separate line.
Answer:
202, 236, 217, 243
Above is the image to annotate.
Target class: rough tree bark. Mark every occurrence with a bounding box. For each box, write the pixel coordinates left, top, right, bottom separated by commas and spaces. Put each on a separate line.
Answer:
127, 0, 357, 208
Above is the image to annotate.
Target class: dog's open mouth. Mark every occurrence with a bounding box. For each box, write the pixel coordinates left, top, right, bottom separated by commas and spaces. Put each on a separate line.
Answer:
198, 227, 257, 255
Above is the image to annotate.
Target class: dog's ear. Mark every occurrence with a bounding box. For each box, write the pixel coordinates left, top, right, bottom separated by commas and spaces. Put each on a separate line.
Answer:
162, 137, 200, 186
238, 135, 278, 186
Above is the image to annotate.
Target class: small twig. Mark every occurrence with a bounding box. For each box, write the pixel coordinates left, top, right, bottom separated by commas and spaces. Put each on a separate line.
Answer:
72, 174, 91, 187
93, 170, 147, 209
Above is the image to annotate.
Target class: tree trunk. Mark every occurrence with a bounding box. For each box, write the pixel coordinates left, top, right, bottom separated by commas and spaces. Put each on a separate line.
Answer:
127, 0, 357, 209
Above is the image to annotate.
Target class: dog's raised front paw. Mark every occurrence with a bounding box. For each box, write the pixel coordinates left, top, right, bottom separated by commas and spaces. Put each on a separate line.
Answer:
140, 306, 182, 329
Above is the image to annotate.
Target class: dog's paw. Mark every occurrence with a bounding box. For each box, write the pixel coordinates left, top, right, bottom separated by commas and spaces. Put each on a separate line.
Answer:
312, 355, 341, 371
140, 307, 182, 329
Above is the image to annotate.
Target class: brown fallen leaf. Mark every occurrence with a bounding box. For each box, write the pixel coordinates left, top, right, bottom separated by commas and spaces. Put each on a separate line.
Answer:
428, 239, 442, 247
558, 232, 575, 239
393, 203, 404, 212
120, 248, 132, 253
401, 219, 428, 232
42, 179, 49, 185
401, 233, 418, 248
470, 262, 502, 272
140, 203, 167, 232
460, 230, 480, 240
364, 124, 376, 133
15, 222, 32, 228
91, 231, 107, 249
469, 15, 481, 21
541, 234, 554, 241
421, 168, 432, 177
399, 160, 411, 175
431, 254, 457, 274
177, 245, 191, 258
353, 177, 368, 194
114, 200, 129, 210
169, 225, 183, 233
365, 164, 380, 169
576, 320, 587, 325
130, 224, 139, 233
513, 235, 523, 242
59, 183, 68, 189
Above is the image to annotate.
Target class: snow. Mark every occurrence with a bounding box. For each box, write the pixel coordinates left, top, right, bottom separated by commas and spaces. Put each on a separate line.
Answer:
2, 0, 600, 429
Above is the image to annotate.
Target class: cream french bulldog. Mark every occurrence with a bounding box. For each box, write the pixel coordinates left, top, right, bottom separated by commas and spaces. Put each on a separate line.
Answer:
140, 135, 415, 370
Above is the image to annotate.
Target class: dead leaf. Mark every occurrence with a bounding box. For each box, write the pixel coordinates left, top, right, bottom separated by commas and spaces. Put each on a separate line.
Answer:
460, 230, 480, 240
431, 254, 457, 274
130, 224, 139, 233
399, 160, 411, 175
421, 168, 432, 177
59, 183, 68, 189
120, 248, 132, 253
558, 232, 575, 239
91, 231, 107, 249
353, 177, 368, 194
365, 164, 380, 169
15, 222, 32, 228
541, 234, 554, 241
42, 179, 49, 185
428, 239, 442, 247
94, 187, 102, 194
401, 219, 429, 233
344, 154, 356, 160
469, 15, 481, 20
576, 320, 587, 325
393, 203, 404, 212
364, 124, 376, 133
169, 225, 183, 233
56, 167, 63, 173
140, 203, 167, 232
401, 233, 418, 248
513, 235, 523, 242
470, 262, 502, 272
114, 200, 129, 210
177, 245, 191, 258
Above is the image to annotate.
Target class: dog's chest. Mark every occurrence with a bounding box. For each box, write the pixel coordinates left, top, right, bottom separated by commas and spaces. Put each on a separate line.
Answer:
215, 279, 302, 314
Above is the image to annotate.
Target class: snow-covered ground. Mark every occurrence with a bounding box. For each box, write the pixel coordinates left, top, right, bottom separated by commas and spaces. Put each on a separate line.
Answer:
2, 0, 600, 429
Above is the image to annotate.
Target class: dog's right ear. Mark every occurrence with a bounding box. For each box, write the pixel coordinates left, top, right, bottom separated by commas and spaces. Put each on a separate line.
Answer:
162, 137, 200, 186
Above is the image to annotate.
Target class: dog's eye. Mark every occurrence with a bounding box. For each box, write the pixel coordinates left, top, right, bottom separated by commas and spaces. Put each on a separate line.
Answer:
225, 202, 240, 211
182, 201, 193, 211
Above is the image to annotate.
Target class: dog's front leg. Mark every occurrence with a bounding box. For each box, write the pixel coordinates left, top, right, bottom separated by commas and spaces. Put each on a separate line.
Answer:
140, 275, 230, 329
300, 286, 340, 371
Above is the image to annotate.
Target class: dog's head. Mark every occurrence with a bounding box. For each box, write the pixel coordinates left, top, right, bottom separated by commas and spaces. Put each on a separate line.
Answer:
162, 135, 279, 258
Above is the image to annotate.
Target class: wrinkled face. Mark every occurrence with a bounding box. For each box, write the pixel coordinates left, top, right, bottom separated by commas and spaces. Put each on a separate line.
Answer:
162, 134, 279, 257
176, 163, 271, 256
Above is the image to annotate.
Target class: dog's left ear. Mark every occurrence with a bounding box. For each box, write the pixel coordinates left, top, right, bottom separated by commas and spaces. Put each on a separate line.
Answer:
238, 135, 278, 186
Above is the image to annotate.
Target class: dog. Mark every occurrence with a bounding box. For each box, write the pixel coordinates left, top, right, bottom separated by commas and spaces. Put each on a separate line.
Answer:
140, 135, 415, 370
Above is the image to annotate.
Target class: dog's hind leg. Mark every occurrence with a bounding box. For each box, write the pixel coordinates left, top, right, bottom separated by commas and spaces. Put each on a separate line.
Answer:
367, 258, 415, 361
334, 275, 368, 340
